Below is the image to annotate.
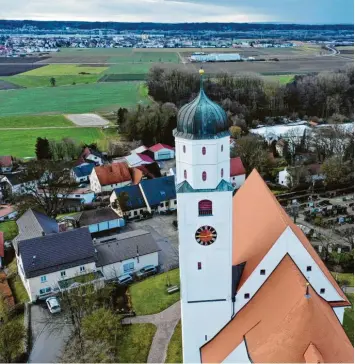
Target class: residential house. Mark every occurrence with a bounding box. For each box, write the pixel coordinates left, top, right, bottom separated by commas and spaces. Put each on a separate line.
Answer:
14, 208, 59, 253
0, 232, 4, 269
95, 230, 160, 280
0, 156, 13, 173
74, 207, 125, 234
230, 157, 246, 189
139, 175, 177, 213
148, 143, 175, 161
278, 168, 290, 186
131, 145, 148, 154
38, 187, 96, 205
307, 163, 326, 183
0, 204, 18, 222
125, 153, 155, 168
110, 184, 147, 219
17, 227, 100, 301
71, 163, 95, 183
80, 147, 104, 166
0, 173, 38, 197
90, 163, 132, 193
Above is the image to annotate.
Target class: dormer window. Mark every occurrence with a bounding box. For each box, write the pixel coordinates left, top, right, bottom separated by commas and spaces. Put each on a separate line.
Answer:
202, 147, 206, 155
202, 171, 207, 181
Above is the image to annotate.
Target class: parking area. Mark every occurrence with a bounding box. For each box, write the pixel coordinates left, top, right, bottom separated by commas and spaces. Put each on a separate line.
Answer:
29, 303, 71, 363
128, 214, 179, 270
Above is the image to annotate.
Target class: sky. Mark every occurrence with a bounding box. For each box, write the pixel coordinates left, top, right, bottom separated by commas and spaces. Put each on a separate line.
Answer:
0, 0, 353, 24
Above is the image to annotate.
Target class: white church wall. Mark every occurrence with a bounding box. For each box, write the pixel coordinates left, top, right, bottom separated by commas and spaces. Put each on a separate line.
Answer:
234, 226, 345, 315
222, 339, 251, 363
333, 306, 345, 324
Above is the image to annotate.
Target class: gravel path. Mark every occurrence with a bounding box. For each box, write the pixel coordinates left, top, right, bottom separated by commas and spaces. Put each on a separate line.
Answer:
66, 113, 109, 126
122, 301, 181, 363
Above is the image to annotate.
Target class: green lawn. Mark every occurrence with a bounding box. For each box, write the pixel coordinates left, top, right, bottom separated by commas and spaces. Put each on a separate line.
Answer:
0, 221, 18, 240
0, 128, 103, 157
331, 272, 354, 287
166, 321, 182, 363
129, 269, 180, 315
0, 115, 73, 128
344, 294, 354, 344
263, 74, 295, 84
7, 258, 28, 304
118, 323, 156, 363
0, 82, 149, 116
105, 63, 152, 75
21, 64, 108, 76
1, 74, 103, 88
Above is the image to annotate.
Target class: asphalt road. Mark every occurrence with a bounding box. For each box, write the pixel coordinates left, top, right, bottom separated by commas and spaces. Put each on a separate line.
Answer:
29, 304, 72, 363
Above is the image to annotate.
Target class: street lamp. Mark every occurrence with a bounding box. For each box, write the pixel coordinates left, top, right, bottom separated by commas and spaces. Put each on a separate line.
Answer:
290, 199, 300, 223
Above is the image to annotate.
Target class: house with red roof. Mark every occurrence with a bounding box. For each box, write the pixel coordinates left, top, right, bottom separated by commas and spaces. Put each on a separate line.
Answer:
148, 143, 175, 161
89, 162, 132, 193
0, 155, 13, 173
230, 157, 246, 189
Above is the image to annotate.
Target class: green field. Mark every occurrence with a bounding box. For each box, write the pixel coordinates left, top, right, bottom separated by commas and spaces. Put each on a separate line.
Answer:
105, 63, 152, 75
344, 294, 354, 344
22, 64, 108, 76
0, 81, 148, 116
263, 74, 295, 84
0, 115, 73, 128
1, 74, 103, 88
0, 221, 18, 240
0, 128, 103, 157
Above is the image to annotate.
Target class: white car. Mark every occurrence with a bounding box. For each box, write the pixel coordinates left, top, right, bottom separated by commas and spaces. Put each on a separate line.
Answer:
46, 297, 61, 314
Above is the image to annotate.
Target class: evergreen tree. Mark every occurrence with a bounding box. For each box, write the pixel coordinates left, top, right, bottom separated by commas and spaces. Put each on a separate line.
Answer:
35, 137, 51, 160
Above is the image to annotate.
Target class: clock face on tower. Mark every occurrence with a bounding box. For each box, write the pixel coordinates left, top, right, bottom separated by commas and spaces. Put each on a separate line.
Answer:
195, 225, 217, 246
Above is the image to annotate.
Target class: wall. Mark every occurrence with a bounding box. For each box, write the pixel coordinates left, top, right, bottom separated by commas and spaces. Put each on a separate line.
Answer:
127, 207, 148, 219
67, 192, 95, 204
90, 169, 101, 193
175, 136, 230, 190
87, 154, 103, 166
233, 226, 346, 316
333, 306, 345, 324
157, 199, 177, 213
88, 218, 125, 233
18, 257, 96, 301
98, 252, 158, 280
101, 180, 131, 193
230, 175, 245, 190
278, 169, 289, 186
154, 149, 175, 160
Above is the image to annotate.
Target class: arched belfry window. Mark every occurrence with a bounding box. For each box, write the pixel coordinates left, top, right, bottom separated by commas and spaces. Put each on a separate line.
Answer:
199, 200, 212, 216
202, 146, 206, 155
202, 171, 207, 181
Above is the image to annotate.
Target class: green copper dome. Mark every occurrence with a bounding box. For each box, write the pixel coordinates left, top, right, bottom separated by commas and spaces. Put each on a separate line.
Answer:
174, 71, 229, 140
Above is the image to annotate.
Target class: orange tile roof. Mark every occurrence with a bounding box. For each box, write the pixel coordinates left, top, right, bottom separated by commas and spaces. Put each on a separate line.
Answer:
131, 167, 143, 185
232, 169, 349, 304
201, 256, 353, 363
230, 157, 246, 177
95, 163, 132, 186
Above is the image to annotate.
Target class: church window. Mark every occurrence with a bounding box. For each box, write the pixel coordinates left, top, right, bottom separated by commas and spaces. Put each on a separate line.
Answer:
197, 262, 202, 270
202, 171, 207, 181
260, 269, 266, 275
307, 266, 312, 272
199, 200, 212, 216
221, 144, 224, 152
320, 288, 325, 294
244, 293, 250, 299
221, 168, 224, 178
202, 146, 206, 155
183, 145, 186, 153
184, 170, 187, 179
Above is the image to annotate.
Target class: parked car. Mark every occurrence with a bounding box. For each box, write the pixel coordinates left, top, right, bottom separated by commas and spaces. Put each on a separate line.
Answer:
46, 297, 61, 314
136, 265, 157, 279
117, 273, 133, 285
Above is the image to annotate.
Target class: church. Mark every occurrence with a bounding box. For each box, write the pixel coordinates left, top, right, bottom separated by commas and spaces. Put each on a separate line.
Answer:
174, 69, 353, 363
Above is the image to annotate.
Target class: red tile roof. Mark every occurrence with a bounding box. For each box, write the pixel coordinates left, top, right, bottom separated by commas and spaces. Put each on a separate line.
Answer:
0, 156, 12, 167
81, 147, 91, 159
137, 153, 154, 163
232, 169, 349, 304
201, 255, 353, 363
149, 143, 175, 152
230, 157, 246, 177
0, 232, 4, 258
95, 163, 131, 186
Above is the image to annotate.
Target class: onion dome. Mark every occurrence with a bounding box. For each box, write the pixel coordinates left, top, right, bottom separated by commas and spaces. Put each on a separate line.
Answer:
174, 68, 229, 140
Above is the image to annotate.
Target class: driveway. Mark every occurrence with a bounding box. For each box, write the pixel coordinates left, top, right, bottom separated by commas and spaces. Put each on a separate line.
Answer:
29, 304, 72, 363
128, 214, 179, 270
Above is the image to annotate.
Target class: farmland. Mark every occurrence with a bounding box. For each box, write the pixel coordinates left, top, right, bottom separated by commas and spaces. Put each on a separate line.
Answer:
0, 115, 74, 128
0, 81, 149, 116
0, 128, 103, 157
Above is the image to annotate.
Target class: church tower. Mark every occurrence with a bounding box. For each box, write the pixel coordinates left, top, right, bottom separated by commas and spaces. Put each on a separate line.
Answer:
174, 69, 234, 363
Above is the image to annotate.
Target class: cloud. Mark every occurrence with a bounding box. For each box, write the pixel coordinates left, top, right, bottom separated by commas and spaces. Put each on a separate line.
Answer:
0, 0, 353, 23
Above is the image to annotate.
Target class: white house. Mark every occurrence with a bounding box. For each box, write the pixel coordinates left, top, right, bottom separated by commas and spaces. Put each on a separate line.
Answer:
278, 167, 291, 186
0, 173, 38, 196
95, 230, 160, 280
148, 143, 175, 160
80, 147, 104, 166
124, 153, 154, 168
230, 157, 246, 189
89, 163, 132, 193
0, 204, 18, 222
17, 228, 100, 301
174, 69, 352, 364
71, 163, 95, 183
0, 156, 13, 173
